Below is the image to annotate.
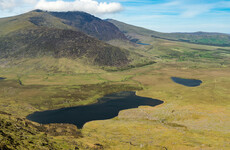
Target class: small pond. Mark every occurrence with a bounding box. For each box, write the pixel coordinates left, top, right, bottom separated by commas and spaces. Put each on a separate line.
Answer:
27, 91, 163, 129
0, 77, 6, 80
137, 43, 151, 45
171, 77, 202, 87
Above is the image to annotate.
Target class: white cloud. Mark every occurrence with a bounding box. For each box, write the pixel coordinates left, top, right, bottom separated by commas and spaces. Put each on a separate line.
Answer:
35, 0, 123, 15
0, 0, 122, 18
181, 4, 213, 18
0, 0, 16, 10
0, 0, 38, 11
23, 0, 38, 4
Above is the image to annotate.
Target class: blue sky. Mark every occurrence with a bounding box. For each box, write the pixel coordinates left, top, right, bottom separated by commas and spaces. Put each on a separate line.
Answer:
0, 0, 230, 33
102, 0, 230, 33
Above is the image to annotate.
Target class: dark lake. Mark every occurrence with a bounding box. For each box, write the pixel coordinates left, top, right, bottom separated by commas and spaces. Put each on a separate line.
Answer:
171, 77, 202, 87
0, 77, 6, 80
137, 43, 150, 45
27, 91, 163, 129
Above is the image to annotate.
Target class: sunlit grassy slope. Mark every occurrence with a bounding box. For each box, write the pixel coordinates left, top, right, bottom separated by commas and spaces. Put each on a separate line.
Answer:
0, 11, 74, 36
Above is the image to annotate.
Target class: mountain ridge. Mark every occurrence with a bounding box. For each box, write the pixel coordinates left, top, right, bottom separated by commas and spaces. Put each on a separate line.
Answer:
107, 19, 230, 46
0, 11, 132, 67
39, 9, 127, 41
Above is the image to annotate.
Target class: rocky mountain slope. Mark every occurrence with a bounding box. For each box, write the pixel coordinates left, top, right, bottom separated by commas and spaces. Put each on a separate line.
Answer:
0, 10, 132, 67
49, 11, 127, 41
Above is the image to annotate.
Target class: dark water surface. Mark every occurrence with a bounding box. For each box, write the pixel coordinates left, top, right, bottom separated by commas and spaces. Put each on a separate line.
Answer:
27, 91, 163, 129
0, 77, 6, 80
171, 77, 202, 87
137, 43, 150, 45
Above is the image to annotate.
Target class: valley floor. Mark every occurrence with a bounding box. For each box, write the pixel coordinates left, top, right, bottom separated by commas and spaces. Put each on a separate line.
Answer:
81, 65, 230, 150
0, 62, 230, 150
1, 36, 230, 149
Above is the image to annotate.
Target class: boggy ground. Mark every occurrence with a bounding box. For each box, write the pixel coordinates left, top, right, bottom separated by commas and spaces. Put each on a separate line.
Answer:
80, 65, 230, 150
1, 63, 230, 150
0, 38, 230, 149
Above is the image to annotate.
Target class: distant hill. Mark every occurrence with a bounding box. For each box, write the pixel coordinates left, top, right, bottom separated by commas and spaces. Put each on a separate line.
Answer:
0, 10, 131, 67
107, 19, 230, 46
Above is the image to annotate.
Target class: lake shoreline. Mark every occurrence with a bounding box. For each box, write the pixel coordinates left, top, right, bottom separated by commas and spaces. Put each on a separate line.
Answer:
27, 91, 164, 129
171, 77, 202, 87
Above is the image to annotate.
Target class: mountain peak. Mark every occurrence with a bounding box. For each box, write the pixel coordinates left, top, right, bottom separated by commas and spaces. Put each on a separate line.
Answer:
48, 11, 127, 41
33, 9, 45, 12
22, 10, 127, 41
0, 10, 132, 67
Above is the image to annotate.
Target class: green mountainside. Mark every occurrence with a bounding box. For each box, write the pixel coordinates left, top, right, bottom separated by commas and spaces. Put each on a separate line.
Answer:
107, 19, 230, 46
0, 10, 127, 41
0, 10, 74, 36
0, 10, 143, 68
0, 27, 129, 66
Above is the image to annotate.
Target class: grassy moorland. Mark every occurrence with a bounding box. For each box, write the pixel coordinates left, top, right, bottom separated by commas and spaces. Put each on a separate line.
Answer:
81, 64, 230, 149
0, 36, 230, 149
80, 38, 230, 149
